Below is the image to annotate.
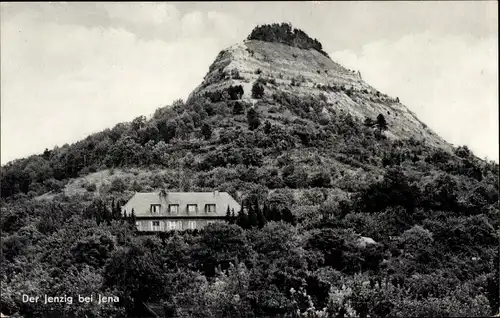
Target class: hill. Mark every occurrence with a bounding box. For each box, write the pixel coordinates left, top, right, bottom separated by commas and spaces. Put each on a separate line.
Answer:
1, 23, 498, 318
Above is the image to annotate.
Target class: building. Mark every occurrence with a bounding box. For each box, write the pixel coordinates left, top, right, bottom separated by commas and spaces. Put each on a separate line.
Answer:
121, 191, 241, 232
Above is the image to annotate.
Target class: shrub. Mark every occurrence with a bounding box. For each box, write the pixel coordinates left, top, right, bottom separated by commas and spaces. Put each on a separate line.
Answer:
230, 69, 242, 80
309, 171, 332, 188
251, 82, 265, 99
247, 108, 261, 131
227, 85, 244, 100
85, 183, 97, 192
231, 101, 245, 115
201, 123, 212, 140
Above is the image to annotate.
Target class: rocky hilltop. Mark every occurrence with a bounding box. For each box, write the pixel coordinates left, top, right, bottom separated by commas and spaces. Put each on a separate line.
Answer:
188, 24, 450, 150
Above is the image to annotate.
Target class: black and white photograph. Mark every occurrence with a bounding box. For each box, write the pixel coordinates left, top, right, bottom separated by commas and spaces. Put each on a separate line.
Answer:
0, 2, 498, 317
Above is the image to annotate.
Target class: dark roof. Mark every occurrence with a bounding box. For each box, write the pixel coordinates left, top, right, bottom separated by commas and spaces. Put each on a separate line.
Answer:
122, 191, 241, 218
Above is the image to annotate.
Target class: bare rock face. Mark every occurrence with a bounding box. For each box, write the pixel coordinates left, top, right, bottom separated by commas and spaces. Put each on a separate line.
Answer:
188, 36, 451, 151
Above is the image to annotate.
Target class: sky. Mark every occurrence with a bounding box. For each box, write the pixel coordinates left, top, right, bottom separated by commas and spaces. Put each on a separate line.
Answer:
1, 2, 498, 164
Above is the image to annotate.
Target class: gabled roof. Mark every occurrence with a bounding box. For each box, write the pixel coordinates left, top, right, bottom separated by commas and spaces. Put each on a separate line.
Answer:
122, 191, 241, 218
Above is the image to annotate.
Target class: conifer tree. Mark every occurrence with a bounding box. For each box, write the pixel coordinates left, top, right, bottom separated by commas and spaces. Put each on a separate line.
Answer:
114, 200, 122, 220
236, 209, 249, 229
128, 208, 136, 226
376, 114, 388, 133
247, 202, 258, 227
225, 206, 232, 224
256, 207, 267, 228
103, 202, 112, 224
262, 202, 270, 220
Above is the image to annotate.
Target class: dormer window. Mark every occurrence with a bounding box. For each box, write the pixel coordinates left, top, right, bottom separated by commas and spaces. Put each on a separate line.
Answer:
150, 204, 161, 214
187, 204, 198, 214
169, 204, 179, 214
205, 204, 216, 213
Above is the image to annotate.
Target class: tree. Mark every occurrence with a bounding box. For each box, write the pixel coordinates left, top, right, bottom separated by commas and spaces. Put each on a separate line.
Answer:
251, 82, 265, 99
247, 202, 258, 228
236, 209, 249, 229
128, 209, 136, 227
227, 85, 244, 100
309, 171, 331, 188
247, 108, 261, 131
191, 223, 252, 276
225, 206, 232, 224
376, 114, 388, 133
232, 101, 245, 115
263, 121, 272, 134
111, 198, 122, 220
201, 123, 212, 140
455, 145, 472, 159
256, 207, 268, 228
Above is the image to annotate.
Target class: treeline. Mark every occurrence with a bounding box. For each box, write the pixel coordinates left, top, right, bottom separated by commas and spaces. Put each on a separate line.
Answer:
247, 23, 330, 57
227, 197, 296, 229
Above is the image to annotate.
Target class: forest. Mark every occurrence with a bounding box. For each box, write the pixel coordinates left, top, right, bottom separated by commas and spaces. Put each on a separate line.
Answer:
1, 78, 499, 317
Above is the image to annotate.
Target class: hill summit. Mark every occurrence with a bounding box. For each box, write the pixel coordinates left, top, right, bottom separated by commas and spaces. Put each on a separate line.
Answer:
188, 23, 450, 150
246, 22, 330, 57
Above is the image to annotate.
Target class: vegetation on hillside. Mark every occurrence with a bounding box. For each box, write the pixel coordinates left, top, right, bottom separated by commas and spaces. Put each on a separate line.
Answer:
247, 23, 330, 57
1, 45, 499, 317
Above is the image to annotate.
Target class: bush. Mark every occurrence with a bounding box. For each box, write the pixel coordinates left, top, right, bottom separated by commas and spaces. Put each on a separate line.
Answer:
227, 85, 244, 100
247, 108, 261, 131
309, 171, 332, 188
109, 178, 126, 192
230, 69, 242, 80
201, 123, 212, 140
251, 82, 265, 99
85, 183, 97, 192
231, 101, 245, 115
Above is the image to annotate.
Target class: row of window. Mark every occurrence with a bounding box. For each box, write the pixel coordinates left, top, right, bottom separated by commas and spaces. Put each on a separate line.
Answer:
148, 220, 217, 230
150, 203, 216, 214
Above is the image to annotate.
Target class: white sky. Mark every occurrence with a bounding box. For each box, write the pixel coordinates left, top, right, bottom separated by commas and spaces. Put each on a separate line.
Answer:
1, 2, 498, 164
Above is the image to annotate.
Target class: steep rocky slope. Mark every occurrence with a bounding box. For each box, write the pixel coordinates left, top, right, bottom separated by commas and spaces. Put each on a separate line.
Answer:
189, 39, 450, 150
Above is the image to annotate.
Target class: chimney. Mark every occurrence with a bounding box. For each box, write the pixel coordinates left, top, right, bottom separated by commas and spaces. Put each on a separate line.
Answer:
214, 190, 219, 196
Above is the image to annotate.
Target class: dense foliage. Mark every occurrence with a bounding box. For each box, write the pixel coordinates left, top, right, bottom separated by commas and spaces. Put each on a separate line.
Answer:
1, 78, 499, 317
247, 23, 330, 57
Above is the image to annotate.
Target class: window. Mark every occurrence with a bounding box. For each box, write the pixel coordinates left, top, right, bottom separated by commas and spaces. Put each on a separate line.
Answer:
187, 204, 198, 214
150, 204, 161, 214
167, 221, 181, 231
205, 204, 216, 213
188, 220, 196, 230
169, 204, 179, 214
152, 221, 160, 230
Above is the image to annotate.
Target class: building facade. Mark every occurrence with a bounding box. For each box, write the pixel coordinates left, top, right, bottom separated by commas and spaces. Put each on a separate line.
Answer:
121, 191, 241, 232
